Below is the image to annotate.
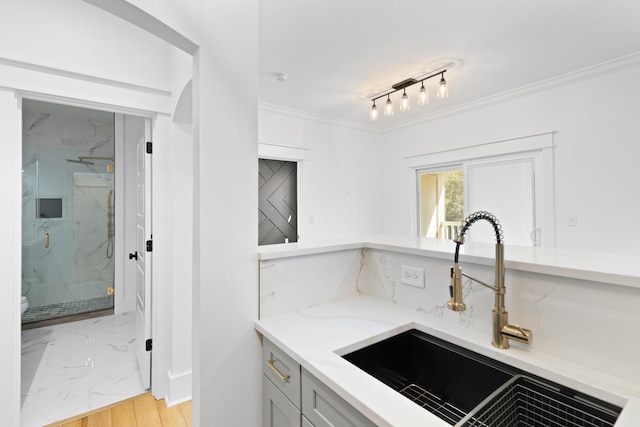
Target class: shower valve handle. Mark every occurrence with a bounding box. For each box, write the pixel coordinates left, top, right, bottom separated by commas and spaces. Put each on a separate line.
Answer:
129, 251, 138, 260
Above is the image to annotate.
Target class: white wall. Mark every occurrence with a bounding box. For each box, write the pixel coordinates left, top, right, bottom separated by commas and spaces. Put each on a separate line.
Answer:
259, 106, 385, 241
166, 48, 194, 403
192, 7, 260, 426
116, 1, 262, 425
0, 0, 171, 91
0, 88, 21, 426
381, 59, 640, 255
0, 1, 175, 116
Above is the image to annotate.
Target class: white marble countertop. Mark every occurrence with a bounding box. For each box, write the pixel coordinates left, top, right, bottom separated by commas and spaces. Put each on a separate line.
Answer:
258, 235, 640, 288
255, 296, 640, 427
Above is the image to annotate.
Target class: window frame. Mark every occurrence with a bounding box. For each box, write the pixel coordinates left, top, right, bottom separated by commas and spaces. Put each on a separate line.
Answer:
258, 143, 308, 242
405, 132, 555, 247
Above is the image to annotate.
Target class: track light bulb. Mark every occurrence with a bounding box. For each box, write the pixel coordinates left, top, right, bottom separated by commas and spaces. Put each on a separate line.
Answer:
418, 82, 429, 105
400, 89, 410, 111
384, 95, 394, 116
438, 74, 448, 98
370, 101, 378, 121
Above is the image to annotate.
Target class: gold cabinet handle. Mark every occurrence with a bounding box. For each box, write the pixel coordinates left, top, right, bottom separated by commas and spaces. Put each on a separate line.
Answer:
266, 359, 290, 382
44, 232, 49, 249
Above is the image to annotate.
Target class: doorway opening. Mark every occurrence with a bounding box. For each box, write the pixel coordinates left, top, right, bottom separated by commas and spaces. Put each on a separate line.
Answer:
21, 100, 116, 327
20, 98, 152, 424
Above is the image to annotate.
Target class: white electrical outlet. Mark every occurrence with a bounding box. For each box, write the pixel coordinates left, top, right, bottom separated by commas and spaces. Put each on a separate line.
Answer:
401, 265, 425, 288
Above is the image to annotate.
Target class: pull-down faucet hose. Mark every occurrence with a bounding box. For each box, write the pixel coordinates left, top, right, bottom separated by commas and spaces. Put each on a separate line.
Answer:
453, 210, 504, 262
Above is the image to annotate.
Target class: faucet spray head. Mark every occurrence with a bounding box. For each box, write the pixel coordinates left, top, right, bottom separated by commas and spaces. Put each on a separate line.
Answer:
447, 263, 466, 311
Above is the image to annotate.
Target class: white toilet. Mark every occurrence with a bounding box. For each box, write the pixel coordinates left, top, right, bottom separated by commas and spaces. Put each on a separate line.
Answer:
21, 296, 29, 314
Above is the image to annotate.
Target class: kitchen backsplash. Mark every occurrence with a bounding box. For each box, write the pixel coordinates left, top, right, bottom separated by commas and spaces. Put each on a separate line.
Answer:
259, 246, 640, 384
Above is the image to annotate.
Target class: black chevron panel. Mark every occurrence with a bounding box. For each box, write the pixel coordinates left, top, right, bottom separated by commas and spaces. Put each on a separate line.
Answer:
259, 159, 298, 245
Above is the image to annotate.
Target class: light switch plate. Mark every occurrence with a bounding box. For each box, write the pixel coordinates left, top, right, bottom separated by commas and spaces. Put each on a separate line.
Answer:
401, 265, 425, 288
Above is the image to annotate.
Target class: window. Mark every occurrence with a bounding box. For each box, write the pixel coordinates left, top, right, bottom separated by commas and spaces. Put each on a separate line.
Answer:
407, 133, 555, 247
418, 169, 463, 239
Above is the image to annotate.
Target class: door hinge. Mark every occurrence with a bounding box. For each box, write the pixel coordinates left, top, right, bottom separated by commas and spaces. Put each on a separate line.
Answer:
146, 339, 152, 351
146, 141, 152, 154
146, 240, 153, 252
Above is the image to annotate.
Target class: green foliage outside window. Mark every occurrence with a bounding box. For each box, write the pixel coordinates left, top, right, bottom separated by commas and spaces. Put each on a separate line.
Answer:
443, 171, 464, 222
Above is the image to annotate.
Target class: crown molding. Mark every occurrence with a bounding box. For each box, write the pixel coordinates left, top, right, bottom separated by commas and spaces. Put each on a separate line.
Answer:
258, 102, 382, 134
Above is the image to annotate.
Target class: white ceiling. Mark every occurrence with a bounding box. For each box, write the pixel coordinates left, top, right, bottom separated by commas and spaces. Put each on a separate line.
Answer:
259, 1, 640, 130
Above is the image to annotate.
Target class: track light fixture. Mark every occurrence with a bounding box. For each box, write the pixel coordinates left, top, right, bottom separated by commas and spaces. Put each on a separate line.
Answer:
369, 69, 448, 121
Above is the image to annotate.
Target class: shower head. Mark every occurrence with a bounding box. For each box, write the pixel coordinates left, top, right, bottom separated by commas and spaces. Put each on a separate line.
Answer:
65, 158, 95, 165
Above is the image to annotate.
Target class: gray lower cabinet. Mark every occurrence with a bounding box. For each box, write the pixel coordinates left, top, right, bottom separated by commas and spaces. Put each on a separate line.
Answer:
264, 375, 301, 427
263, 338, 302, 427
262, 337, 375, 427
301, 368, 376, 427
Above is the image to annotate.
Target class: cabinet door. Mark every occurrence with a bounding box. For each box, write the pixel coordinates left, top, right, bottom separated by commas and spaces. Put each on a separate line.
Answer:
302, 416, 314, 427
302, 369, 376, 427
264, 375, 301, 427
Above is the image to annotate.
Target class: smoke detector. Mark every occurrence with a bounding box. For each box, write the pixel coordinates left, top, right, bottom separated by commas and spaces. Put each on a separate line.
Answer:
274, 73, 288, 82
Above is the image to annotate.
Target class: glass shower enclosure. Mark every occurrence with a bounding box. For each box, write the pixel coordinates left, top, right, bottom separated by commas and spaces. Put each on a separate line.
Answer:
22, 100, 115, 325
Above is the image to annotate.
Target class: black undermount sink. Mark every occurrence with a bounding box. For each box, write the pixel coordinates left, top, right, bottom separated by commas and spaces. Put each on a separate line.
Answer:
342, 329, 621, 426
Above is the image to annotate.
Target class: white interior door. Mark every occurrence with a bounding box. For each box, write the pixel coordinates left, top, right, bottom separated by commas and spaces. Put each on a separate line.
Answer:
135, 119, 152, 389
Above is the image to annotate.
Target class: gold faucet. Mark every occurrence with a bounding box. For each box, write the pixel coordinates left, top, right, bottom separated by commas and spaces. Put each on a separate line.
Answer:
447, 211, 532, 349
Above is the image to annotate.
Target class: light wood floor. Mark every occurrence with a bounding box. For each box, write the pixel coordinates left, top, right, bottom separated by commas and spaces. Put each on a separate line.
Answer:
46, 392, 192, 427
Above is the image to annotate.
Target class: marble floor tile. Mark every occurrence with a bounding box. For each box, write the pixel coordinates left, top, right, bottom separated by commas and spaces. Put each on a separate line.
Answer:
21, 312, 146, 427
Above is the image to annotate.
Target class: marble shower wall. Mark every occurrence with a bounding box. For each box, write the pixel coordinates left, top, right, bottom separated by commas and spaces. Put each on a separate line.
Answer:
22, 111, 115, 308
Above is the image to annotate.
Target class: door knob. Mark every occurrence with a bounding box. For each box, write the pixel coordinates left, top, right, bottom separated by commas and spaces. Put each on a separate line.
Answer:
129, 251, 138, 260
